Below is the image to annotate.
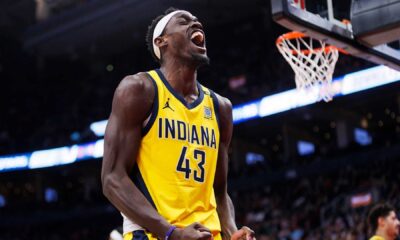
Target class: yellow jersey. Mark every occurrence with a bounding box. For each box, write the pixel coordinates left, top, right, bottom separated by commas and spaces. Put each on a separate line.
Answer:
130, 69, 222, 239
369, 236, 385, 240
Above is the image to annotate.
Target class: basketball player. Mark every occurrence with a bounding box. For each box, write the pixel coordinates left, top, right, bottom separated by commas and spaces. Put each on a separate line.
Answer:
101, 8, 255, 240
368, 203, 400, 240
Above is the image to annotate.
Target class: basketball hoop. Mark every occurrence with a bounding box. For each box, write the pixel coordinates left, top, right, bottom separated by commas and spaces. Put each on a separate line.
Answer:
276, 31, 343, 102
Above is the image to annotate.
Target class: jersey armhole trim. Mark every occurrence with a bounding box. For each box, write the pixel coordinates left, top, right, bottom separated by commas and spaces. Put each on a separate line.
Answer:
130, 165, 158, 210
142, 72, 159, 136
210, 90, 221, 131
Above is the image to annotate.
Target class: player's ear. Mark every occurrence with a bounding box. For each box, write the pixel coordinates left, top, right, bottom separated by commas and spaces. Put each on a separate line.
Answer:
378, 216, 386, 228
154, 36, 168, 48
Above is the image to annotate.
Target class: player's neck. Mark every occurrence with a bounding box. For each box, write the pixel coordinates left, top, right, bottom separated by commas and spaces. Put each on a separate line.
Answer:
375, 229, 391, 240
160, 62, 198, 97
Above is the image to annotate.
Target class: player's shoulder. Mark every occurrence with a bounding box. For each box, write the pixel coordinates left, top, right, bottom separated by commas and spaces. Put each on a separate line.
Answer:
116, 72, 153, 96
209, 90, 233, 138
112, 72, 155, 109
212, 91, 232, 112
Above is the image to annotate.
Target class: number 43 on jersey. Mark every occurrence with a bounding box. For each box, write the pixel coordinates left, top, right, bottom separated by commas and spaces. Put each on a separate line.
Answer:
176, 146, 206, 183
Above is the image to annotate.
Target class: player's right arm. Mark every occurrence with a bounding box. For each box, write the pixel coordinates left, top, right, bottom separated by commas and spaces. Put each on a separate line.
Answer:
101, 73, 171, 239
101, 73, 212, 240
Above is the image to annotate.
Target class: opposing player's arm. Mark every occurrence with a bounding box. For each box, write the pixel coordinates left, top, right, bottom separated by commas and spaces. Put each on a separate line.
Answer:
214, 94, 255, 240
101, 73, 171, 239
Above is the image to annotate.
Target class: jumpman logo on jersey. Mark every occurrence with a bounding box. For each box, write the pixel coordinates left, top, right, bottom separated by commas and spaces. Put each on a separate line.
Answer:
163, 98, 174, 111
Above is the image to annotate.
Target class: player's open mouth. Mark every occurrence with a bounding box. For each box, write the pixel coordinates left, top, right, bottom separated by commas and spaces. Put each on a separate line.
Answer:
190, 30, 205, 48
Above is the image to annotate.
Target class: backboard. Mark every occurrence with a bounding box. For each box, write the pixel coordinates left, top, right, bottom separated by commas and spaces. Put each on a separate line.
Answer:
271, 0, 400, 71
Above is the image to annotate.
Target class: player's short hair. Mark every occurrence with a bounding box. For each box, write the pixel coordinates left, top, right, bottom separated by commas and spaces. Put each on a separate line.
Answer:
145, 7, 180, 63
368, 203, 395, 233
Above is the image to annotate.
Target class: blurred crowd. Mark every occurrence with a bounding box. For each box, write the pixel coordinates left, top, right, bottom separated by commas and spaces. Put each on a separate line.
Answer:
1, 147, 400, 239
233, 156, 400, 240
1, 2, 396, 240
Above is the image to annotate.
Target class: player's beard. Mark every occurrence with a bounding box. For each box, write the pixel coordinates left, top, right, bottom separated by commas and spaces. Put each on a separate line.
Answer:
191, 52, 210, 68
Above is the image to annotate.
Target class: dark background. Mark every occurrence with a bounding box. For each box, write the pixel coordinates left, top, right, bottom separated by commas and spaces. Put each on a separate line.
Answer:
0, 0, 399, 239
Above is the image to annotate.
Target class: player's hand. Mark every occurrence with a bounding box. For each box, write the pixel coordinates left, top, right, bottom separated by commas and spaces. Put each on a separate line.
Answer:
170, 222, 213, 240
230, 226, 255, 240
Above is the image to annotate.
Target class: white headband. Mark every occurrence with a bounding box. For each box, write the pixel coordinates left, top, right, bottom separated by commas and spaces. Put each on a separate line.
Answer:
152, 10, 185, 60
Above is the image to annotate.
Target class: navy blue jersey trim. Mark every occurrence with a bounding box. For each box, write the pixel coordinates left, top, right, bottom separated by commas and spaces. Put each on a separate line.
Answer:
132, 230, 149, 240
210, 90, 221, 131
155, 69, 204, 109
131, 165, 157, 210
142, 73, 159, 136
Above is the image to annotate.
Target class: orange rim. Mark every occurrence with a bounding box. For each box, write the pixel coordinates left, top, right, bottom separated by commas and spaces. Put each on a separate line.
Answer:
276, 31, 348, 55
276, 31, 307, 44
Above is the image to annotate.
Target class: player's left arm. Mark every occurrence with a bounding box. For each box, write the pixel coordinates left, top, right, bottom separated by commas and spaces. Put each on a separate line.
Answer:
213, 94, 255, 240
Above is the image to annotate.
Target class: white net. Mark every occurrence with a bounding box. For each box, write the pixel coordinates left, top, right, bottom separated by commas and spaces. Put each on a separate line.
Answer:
276, 32, 339, 102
